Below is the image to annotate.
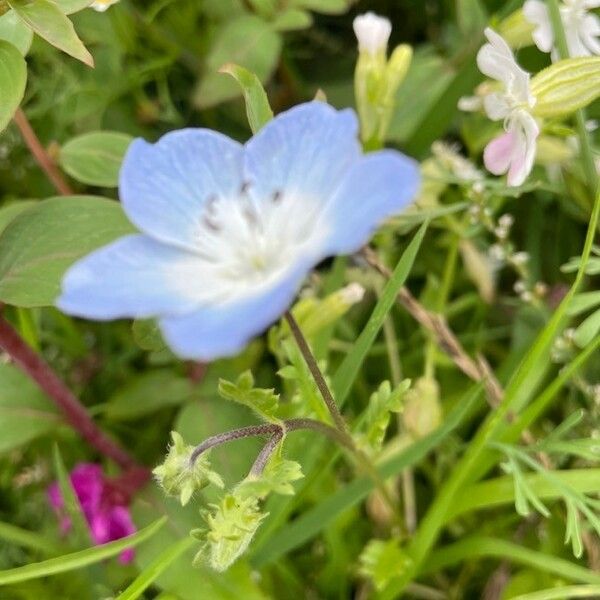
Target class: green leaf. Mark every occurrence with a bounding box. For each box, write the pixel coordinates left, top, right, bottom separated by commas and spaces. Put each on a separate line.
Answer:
0, 196, 135, 307
116, 538, 195, 600
52, 445, 91, 547
218, 371, 280, 423
567, 291, 600, 316
0, 521, 60, 556
132, 319, 168, 353
219, 63, 273, 133
59, 131, 133, 187
359, 539, 411, 591
0, 201, 36, 236
332, 221, 428, 407
194, 15, 281, 109
7, 0, 93, 66
425, 537, 600, 586
508, 585, 600, 600
0, 39, 26, 133
0, 517, 166, 586
0, 362, 60, 453
292, 0, 349, 15
272, 8, 312, 31
53, 0, 94, 14
573, 308, 600, 348
238, 451, 303, 499
0, 12, 33, 55
106, 370, 194, 421
357, 380, 410, 453
456, 0, 487, 34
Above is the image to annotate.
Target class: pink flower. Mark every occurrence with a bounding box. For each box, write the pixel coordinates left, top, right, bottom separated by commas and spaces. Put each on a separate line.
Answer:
476, 28, 540, 187
47, 463, 136, 564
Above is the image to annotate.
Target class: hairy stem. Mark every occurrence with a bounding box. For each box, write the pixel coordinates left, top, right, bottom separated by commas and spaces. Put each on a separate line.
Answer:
13, 109, 73, 196
0, 315, 144, 474
249, 432, 284, 477
284, 311, 348, 434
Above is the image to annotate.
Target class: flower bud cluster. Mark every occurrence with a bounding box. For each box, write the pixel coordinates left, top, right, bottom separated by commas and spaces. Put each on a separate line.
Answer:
153, 432, 224, 506
353, 13, 413, 146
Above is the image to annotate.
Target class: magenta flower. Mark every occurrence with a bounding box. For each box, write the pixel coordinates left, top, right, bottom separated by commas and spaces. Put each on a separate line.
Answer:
47, 463, 136, 563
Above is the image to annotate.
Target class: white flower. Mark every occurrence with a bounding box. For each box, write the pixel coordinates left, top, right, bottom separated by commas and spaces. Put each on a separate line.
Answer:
353, 12, 392, 55
524, 0, 600, 57
91, 0, 119, 12
477, 28, 540, 187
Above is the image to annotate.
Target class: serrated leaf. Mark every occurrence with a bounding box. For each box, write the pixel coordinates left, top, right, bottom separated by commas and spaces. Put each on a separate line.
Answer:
358, 380, 409, 453
219, 63, 273, 133
59, 131, 133, 187
194, 15, 281, 109
0, 39, 26, 133
238, 451, 303, 499
7, 0, 93, 66
0, 196, 135, 307
359, 538, 412, 591
218, 371, 280, 423
0, 12, 33, 55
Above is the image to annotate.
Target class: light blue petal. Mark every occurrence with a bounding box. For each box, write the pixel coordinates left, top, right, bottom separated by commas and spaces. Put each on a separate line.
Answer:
321, 150, 420, 255
243, 101, 361, 202
159, 265, 308, 361
119, 129, 244, 252
57, 235, 208, 320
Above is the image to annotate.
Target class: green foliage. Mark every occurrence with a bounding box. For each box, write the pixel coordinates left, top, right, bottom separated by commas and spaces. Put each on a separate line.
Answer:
0, 39, 26, 132
356, 380, 409, 453
7, 0, 92, 66
59, 131, 132, 187
218, 371, 281, 424
153, 432, 224, 506
359, 538, 411, 591
0, 196, 134, 307
0, 362, 59, 453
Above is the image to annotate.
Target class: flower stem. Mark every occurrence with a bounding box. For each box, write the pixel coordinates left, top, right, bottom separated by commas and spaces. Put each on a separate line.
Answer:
283, 311, 400, 519
13, 109, 74, 196
249, 432, 284, 477
284, 311, 348, 433
0, 315, 145, 474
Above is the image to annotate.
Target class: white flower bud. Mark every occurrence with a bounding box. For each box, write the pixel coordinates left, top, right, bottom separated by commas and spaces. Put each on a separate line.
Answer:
91, 0, 119, 11
340, 283, 365, 305
511, 251, 530, 266
498, 214, 514, 229
353, 12, 392, 56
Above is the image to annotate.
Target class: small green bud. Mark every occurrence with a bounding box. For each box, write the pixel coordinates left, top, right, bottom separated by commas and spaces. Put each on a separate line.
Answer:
403, 377, 441, 439
497, 9, 535, 49
238, 452, 303, 499
532, 57, 600, 118
194, 493, 266, 571
153, 432, 224, 506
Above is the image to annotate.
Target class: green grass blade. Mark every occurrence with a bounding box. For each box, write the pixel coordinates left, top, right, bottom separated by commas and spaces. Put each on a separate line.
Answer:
332, 221, 428, 407
251, 384, 481, 567
116, 537, 194, 600
510, 585, 600, 600
423, 537, 600, 585
447, 469, 600, 521
0, 522, 60, 556
0, 517, 166, 586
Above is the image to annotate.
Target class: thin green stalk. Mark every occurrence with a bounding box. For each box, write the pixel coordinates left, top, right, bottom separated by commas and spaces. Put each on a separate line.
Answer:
510, 585, 600, 600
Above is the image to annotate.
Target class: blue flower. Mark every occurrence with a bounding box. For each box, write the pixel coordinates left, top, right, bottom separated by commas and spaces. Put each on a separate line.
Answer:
57, 102, 420, 360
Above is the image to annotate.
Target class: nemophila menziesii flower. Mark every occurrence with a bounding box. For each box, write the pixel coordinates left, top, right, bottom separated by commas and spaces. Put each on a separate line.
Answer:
47, 463, 136, 563
476, 28, 539, 187
57, 102, 419, 360
524, 0, 600, 57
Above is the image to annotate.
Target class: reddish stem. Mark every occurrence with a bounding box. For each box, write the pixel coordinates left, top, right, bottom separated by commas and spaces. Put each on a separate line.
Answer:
0, 315, 146, 474
13, 108, 74, 196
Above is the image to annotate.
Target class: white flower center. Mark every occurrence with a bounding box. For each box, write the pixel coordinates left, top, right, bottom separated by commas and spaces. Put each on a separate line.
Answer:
180, 183, 328, 304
